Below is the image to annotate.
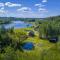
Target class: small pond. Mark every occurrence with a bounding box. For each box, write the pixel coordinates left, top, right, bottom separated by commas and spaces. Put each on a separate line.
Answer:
22, 42, 34, 50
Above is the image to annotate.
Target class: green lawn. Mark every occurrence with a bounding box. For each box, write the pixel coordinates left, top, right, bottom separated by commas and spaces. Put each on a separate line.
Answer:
13, 27, 60, 60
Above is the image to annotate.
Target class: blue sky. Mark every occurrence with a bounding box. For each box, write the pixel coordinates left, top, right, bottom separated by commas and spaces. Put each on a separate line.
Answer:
0, 0, 60, 18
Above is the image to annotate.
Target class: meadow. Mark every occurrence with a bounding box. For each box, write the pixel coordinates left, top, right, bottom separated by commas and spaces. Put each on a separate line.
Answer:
0, 16, 60, 60
13, 28, 60, 60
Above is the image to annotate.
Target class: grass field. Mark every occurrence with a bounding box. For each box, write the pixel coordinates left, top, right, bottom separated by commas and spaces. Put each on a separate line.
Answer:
13, 27, 60, 60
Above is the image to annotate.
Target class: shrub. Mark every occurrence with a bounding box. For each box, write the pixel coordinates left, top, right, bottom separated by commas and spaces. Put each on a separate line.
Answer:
28, 31, 35, 37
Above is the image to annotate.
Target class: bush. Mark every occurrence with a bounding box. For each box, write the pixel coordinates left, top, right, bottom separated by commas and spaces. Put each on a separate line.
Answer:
28, 31, 35, 37
38, 18, 60, 43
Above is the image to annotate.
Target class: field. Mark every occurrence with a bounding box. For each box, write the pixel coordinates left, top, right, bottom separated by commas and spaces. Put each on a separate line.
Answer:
13, 27, 60, 60
0, 16, 60, 60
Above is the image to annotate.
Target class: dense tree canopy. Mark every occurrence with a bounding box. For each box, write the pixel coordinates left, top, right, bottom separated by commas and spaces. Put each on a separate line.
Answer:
35, 16, 60, 42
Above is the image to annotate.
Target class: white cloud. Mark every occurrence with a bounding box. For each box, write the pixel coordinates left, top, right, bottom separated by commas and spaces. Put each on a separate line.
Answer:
42, 0, 47, 3
0, 3, 4, 7
16, 11, 46, 18
17, 7, 31, 12
0, 8, 6, 13
5, 2, 21, 7
35, 3, 45, 7
38, 8, 48, 13
0, 7, 4, 10
35, 3, 48, 13
0, 7, 8, 14
0, 10, 5, 13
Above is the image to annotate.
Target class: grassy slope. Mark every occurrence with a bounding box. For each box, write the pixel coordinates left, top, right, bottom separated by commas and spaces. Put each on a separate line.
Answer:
14, 27, 60, 60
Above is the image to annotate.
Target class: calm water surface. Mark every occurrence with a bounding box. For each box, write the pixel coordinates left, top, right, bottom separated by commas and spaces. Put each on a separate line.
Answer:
4, 21, 32, 29
22, 42, 34, 50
